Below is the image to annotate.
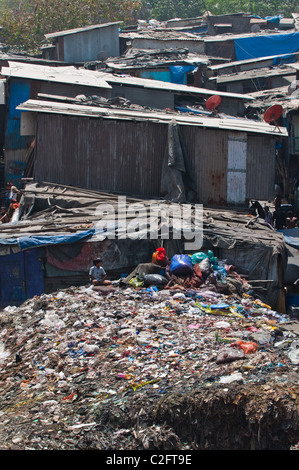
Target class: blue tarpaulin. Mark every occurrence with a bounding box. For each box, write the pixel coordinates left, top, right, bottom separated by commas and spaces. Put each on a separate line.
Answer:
273, 54, 297, 66
279, 228, 299, 249
18, 229, 95, 250
169, 65, 196, 84
249, 14, 282, 24
234, 32, 299, 61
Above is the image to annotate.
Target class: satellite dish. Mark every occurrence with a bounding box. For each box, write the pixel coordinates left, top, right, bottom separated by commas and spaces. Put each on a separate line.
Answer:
206, 95, 222, 114
264, 104, 283, 124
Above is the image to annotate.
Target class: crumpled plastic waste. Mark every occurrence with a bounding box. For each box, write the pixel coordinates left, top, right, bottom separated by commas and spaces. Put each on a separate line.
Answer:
0, 250, 297, 450
232, 341, 259, 354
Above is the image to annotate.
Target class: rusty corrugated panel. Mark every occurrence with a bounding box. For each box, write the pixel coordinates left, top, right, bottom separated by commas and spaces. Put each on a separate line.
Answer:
181, 126, 228, 205
246, 133, 275, 200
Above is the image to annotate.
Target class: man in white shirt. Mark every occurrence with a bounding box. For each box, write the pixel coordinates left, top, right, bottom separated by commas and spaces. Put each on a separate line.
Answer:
89, 258, 112, 286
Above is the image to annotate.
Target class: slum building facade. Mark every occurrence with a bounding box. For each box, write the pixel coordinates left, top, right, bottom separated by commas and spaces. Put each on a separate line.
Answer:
0, 61, 255, 188
43, 22, 121, 62
18, 98, 287, 206
0, 62, 112, 187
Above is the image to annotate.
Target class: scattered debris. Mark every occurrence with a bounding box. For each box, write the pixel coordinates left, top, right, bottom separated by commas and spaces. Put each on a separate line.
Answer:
0, 263, 298, 449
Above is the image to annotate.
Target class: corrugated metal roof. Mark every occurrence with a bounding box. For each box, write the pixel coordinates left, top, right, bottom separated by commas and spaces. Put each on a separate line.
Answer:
208, 52, 299, 71
1, 61, 252, 100
120, 30, 203, 41
17, 98, 288, 136
288, 63, 299, 71
209, 66, 296, 84
45, 22, 121, 39
203, 30, 287, 42
1, 61, 112, 89
100, 72, 254, 100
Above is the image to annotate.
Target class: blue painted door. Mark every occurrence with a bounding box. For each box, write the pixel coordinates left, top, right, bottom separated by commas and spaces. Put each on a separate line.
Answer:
0, 251, 26, 303
24, 249, 44, 299
0, 248, 44, 305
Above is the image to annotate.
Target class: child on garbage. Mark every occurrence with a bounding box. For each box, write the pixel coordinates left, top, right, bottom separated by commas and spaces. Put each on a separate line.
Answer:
89, 258, 112, 286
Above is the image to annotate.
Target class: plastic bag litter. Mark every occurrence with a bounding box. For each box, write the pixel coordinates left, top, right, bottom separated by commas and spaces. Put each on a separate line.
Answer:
198, 258, 211, 276
191, 250, 218, 268
191, 252, 208, 265
3, 305, 18, 314
232, 340, 258, 354
219, 372, 243, 384
287, 340, 299, 364
170, 254, 193, 275
129, 277, 144, 288
213, 265, 227, 279
83, 344, 100, 354
40, 312, 65, 329
215, 321, 231, 329
0, 342, 10, 364
143, 274, 168, 286
216, 346, 245, 364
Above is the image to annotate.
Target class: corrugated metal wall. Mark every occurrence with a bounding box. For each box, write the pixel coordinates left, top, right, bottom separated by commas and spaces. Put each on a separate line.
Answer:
290, 114, 299, 154
36, 114, 167, 197
111, 84, 174, 109
35, 113, 275, 204
179, 125, 228, 204
227, 132, 247, 204
246, 133, 276, 200
63, 26, 120, 62
40, 82, 111, 99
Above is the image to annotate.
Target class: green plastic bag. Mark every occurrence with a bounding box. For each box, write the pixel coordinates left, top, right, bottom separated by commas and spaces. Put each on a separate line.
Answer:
129, 276, 144, 288
191, 250, 218, 268
191, 252, 208, 266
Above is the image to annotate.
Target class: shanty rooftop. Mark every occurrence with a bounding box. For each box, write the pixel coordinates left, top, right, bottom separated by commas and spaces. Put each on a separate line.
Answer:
17, 98, 287, 136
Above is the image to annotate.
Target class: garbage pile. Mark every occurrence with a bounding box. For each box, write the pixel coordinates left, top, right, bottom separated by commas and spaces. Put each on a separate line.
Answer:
125, 249, 258, 296
0, 250, 298, 450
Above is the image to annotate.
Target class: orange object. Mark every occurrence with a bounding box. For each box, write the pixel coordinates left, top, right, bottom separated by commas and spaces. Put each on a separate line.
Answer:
233, 340, 258, 354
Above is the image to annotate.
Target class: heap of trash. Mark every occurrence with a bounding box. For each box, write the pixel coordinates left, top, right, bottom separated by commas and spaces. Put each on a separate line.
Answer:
0, 250, 298, 450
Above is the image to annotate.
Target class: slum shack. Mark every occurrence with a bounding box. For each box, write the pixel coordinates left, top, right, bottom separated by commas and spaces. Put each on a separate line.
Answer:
0, 60, 255, 188
0, 62, 112, 188
17, 97, 287, 206
43, 22, 121, 62
96, 71, 252, 116
207, 65, 296, 94
0, 182, 287, 313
